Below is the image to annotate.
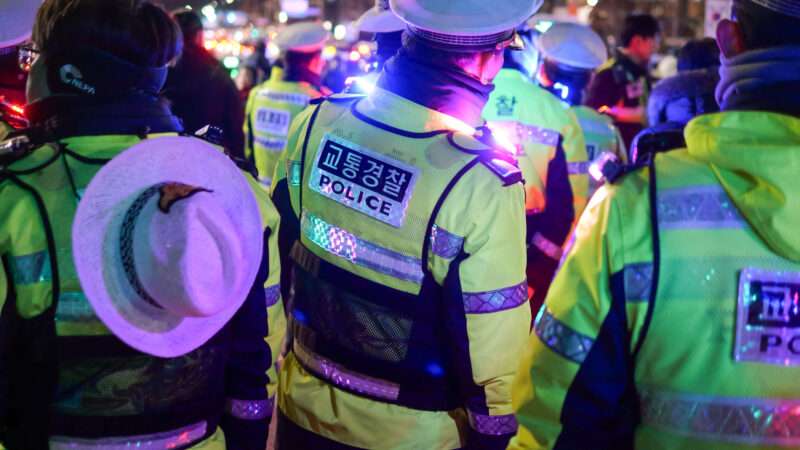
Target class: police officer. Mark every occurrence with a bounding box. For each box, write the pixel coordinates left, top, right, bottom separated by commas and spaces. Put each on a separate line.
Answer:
535, 22, 628, 198
483, 26, 582, 312
511, 0, 800, 448
0, 1, 283, 448
0, 0, 37, 141
270, 0, 540, 447
347, 0, 406, 94
585, 13, 660, 149
243, 22, 329, 188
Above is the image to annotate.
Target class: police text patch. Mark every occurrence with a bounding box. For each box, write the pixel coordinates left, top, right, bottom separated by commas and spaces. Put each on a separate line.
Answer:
735, 268, 800, 366
309, 134, 419, 227
255, 107, 291, 136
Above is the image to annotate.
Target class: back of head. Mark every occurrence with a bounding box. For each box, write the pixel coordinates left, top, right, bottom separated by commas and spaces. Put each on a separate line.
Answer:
621, 13, 660, 47
34, 0, 182, 68
732, 0, 800, 49
677, 38, 720, 72
172, 10, 204, 47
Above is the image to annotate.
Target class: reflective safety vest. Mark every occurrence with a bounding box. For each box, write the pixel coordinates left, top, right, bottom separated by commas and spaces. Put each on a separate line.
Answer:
569, 105, 627, 201
272, 87, 531, 450
0, 134, 283, 449
244, 69, 325, 188
483, 69, 586, 230
511, 111, 800, 450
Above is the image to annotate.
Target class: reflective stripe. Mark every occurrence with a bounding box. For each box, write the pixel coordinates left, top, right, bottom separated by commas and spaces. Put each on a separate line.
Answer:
225, 397, 273, 420
463, 282, 528, 314
50, 421, 206, 449
56, 292, 101, 324
265, 284, 281, 307
258, 176, 272, 188
254, 136, 287, 151
9, 250, 51, 285
519, 124, 560, 147
294, 341, 400, 401
658, 186, 745, 229
288, 160, 302, 186
301, 211, 425, 284
640, 389, 800, 447
430, 224, 464, 259
623, 262, 653, 302
567, 161, 591, 175
534, 307, 594, 364
468, 411, 518, 436
532, 232, 563, 261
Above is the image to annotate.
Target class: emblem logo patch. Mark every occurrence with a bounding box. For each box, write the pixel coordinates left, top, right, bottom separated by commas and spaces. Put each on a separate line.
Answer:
309, 134, 419, 228
735, 268, 800, 366
255, 107, 291, 136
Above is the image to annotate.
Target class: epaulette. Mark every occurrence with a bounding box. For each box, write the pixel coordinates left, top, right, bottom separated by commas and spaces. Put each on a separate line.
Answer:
311, 93, 365, 105
194, 125, 225, 146
0, 133, 38, 167
447, 131, 522, 186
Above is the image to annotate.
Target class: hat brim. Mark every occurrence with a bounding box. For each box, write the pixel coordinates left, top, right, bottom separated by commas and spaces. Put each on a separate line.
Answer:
389, 0, 542, 37
72, 137, 263, 358
356, 7, 406, 34
0, 1, 40, 48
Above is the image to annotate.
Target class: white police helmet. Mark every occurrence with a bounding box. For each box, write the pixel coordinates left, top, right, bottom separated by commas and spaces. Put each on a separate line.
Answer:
390, 0, 544, 51
536, 22, 607, 70
0, 0, 41, 48
275, 22, 329, 53
357, 0, 406, 34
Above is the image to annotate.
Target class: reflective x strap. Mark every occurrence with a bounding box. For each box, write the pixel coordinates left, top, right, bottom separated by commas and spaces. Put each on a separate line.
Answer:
50, 421, 207, 450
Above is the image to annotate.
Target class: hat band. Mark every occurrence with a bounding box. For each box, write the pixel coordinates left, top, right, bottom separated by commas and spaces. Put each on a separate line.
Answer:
119, 184, 167, 310
408, 27, 513, 52
748, 0, 800, 17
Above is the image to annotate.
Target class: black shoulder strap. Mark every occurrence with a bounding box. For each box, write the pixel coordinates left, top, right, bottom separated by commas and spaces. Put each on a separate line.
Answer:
297, 101, 325, 216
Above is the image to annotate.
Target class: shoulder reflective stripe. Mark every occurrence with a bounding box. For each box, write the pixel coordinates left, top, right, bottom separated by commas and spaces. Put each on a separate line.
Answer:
225, 397, 273, 420
9, 250, 52, 285
534, 307, 595, 364
294, 341, 400, 401
463, 282, 528, 314
288, 160, 302, 186
56, 292, 101, 324
430, 224, 464, 259
265, 284, 281, 308
519, 124, 560, 147
658, 186, 745, 229
640, 389, 800, 446
623, 262, 653, 303
468, 411, 518, 436
532, 232, 563, 261
50, 421, 207, 450
301, 211, 425, 284
567, 161, 591, 175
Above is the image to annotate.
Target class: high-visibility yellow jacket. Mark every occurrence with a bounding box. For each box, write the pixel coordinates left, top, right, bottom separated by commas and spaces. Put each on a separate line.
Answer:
570, 105, 627, 199
244, 68, 325, 188
511, 111, 800, 450
0, 129, 283, 449
271, 87, 531, 450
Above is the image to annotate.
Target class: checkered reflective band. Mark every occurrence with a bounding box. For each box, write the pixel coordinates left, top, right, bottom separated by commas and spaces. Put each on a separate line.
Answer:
50, 421, 207, 449
409, 27, 512, 50
735, 267, 800, 366
309, 133, 419, 228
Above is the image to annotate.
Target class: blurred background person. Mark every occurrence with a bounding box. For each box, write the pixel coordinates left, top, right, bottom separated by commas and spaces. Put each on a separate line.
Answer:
236, 40, 272, 101
346, 0, 405, 93
585, 13, 661, 149
632, 37, 721, 165
0, 0, 37, 139
243, 21, 328, 189
535, 22, 628, 200
163, 9, 245, 158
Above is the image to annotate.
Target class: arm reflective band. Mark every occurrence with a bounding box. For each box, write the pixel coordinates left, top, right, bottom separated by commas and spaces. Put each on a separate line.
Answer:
225, 398, 273, 420
468, 411, 518, 435
532, 232, 563, 261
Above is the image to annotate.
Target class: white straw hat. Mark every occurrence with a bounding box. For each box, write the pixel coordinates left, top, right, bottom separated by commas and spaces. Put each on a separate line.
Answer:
0, 0, 41, 48
72, 137, 263, 358
356, 0, 405, 34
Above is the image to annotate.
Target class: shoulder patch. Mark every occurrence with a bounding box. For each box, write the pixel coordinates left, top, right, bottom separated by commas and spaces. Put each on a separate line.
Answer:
479, 155, 522, 186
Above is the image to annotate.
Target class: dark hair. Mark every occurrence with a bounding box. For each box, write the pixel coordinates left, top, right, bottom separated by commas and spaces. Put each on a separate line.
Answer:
173, 10, 204, 45
621, 13, 661, 47
677, 38, 720, 71
733, 0, 800, 49
33, 0, 182, 67
284, 50, 320, 69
